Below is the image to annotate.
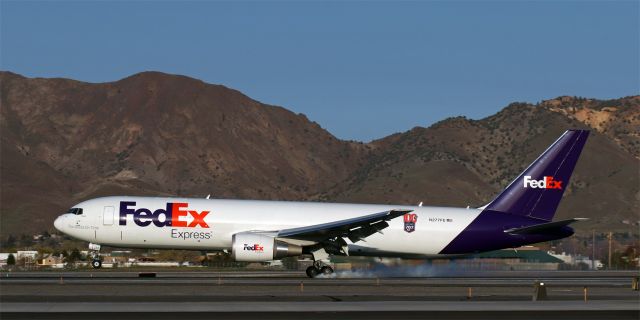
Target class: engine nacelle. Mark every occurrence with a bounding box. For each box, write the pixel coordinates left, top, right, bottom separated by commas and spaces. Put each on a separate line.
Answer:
231, 233, 303, 262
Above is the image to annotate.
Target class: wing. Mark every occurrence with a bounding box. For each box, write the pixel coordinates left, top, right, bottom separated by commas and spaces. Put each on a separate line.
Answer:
277, 209, 412, 243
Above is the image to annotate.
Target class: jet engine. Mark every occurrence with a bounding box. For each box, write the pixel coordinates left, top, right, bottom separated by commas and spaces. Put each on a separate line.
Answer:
231, 233, 303, 262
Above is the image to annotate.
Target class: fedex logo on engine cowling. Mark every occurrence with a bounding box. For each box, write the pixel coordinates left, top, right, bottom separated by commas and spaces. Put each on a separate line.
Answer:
119, 201, 210, 228
243, 244, 264, 252
523, 176, 563, 189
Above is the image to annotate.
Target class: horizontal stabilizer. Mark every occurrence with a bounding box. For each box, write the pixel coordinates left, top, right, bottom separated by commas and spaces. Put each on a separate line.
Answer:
504, 218, 588, 235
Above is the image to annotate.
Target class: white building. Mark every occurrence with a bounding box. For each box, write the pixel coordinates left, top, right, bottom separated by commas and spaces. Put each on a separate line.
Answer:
548, 251, 603, 270
16, 251, 38, 260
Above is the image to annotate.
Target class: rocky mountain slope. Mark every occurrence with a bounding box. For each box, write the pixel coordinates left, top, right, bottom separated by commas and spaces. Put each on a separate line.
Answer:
0, 71, 370, 236
1, 71, 638, 237
324, 100, 639, 232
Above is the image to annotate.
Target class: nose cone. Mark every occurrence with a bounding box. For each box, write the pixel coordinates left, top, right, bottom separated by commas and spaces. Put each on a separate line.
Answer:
54, 215, 65, 232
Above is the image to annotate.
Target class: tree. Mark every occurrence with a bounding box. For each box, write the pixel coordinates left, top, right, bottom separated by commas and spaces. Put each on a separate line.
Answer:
615, 245, 639, 269
6, 254, 15, 266
65, 248, 82, 265
70, 248, 82, 260
2, 234, 17, 249
18, 234, 34, 247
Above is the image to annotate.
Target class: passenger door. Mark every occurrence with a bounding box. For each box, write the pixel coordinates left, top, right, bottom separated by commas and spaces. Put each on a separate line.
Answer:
103, 206, 114, 226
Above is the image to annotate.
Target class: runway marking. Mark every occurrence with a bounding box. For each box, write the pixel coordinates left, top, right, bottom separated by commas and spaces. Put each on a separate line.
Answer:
1, 300, 639, 313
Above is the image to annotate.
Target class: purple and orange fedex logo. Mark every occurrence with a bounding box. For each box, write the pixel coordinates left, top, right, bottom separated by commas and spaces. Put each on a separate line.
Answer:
119, 201, 210, 228
523, 176, 562, 190
244, 244, 264, 252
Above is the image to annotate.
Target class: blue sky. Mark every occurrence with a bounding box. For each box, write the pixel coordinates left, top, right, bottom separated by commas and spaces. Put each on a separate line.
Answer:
1, 1, 638, 141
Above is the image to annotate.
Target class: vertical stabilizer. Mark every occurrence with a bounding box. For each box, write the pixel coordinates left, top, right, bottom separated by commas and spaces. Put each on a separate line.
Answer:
484, 130, 589, 221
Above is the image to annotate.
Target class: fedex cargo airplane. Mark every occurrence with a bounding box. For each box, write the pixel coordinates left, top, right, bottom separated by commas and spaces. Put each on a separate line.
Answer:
54, 130, 589, 277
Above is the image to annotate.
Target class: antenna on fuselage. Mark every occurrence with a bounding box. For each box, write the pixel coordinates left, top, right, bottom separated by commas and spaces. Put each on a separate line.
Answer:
206, 194, 211, 199
418, 202, 423, 207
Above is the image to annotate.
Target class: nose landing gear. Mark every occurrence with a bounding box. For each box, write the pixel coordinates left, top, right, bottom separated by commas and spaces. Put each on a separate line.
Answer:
91, 259, 102, 269
88, 242, 102, 269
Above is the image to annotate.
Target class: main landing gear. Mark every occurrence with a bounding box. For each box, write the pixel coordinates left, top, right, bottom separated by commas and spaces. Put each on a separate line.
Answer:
305, 248, 334, 278
306, 264, 334, 278
88, 242, 102, 269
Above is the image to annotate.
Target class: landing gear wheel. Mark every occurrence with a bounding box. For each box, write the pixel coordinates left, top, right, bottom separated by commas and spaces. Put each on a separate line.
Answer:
320, 266, 334, 275
88, 243, 102, 269
306, 266, 319, 278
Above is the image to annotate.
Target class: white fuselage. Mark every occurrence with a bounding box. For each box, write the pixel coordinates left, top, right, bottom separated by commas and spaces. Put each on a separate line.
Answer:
55, 196, 482, 258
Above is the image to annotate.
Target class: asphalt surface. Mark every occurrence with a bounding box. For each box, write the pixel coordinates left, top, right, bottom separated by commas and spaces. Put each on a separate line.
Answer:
1, 270, 638, 319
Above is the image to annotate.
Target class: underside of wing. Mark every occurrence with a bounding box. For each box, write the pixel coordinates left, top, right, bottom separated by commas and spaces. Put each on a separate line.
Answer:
277, 209, 412, 244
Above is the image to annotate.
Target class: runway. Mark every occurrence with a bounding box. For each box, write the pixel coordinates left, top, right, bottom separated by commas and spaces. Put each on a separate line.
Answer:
1, 270, 638, 319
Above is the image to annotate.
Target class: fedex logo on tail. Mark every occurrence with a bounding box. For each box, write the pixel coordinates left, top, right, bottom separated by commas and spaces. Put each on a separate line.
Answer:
119, 201, 210, 228
523, 176, 562, 189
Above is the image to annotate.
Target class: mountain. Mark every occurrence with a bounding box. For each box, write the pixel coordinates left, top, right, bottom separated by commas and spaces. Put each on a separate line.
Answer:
0, 71, 370, 236
324, 98, 640, 233
1, 71, 638, 237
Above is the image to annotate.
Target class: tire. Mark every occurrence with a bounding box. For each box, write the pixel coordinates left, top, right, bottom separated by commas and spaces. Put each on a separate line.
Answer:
320, 266, 334, 275
305, 266, 319, 278
91, 259, 102, 269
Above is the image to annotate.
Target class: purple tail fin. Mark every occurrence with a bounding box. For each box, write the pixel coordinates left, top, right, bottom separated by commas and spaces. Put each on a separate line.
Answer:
484, 130, 589, 221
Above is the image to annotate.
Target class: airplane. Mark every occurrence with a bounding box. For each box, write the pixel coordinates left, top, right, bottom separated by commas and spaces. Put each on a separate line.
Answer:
54, 129, 589, 278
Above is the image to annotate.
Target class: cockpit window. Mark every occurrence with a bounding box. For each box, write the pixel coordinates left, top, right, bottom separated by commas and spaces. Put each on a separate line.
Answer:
68, 208, 83, 215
